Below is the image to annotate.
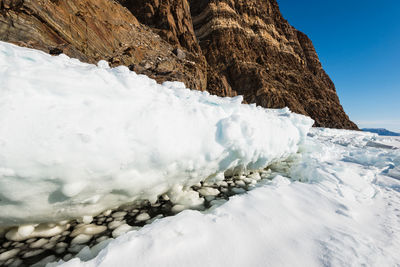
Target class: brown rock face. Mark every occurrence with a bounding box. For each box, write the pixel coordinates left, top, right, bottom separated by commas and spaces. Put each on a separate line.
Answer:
188, 0, 357, 129
0, 0, 357, 129
0, 0, 207, 90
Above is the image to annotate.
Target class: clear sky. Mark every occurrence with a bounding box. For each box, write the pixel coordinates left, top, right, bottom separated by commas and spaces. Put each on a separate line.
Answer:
278, 0, 400, 132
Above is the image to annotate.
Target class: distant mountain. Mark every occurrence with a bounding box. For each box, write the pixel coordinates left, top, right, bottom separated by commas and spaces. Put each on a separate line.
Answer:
362, 128, 400, 136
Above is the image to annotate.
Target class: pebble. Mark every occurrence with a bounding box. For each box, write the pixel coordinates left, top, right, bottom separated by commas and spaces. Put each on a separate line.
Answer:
235, 180, 246, 187
56, 242, 68, 248
55, 247, 66, 254
5, 258, 15, 266
30, 238, 48, 249
22, 249, 44, 258
71, 224, 107, 237
112, 212, 127, 218
71, 234, 92, 245
108, 220, 125, 230
82, 216, 93, 224
0, 248, 20, 261
198, 187, 220, 196
14, 242, 24, 248
61, 231, 70, 236
217, 181, 228, 187
103, 210, 112, 216
43, 242, 56, 250
112, 224, 133, 238
26, 238, 36, 244
50, 235, 61, 242
171, 205, 185, 214
135, 213, 150, 222
17, 225, 35, 238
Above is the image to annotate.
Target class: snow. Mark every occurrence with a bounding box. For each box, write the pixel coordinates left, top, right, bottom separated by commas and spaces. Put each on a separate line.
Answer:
0, 41, 312, 225
56, 128, 400, 267
1, 41, 400, 266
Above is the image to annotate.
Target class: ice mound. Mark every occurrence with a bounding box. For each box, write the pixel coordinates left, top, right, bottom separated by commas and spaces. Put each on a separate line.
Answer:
0, 42, 313, 225
55, 128, 400, 267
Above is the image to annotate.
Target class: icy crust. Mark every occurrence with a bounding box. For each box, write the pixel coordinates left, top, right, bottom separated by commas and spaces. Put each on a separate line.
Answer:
0, 42, 313, 225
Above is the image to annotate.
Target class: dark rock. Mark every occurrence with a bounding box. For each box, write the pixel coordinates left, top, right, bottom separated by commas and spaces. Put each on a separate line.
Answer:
49, 47, 63, 55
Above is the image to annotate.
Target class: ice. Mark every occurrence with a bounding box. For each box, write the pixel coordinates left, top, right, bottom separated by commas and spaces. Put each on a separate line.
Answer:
0, 41, 312, 225
54, 128, 400, 267
135, 213, 150, 222
70, 225, 107, 237
5, 223, 69, 242
0, 248, 20, 261
2, 41, 399, 266
111, 224, 135, 238
71, 234, 92, 245
197, 187, 220, 196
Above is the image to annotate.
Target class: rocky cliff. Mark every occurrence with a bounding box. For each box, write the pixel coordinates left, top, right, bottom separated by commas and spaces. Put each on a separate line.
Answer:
0, 0, 358, 129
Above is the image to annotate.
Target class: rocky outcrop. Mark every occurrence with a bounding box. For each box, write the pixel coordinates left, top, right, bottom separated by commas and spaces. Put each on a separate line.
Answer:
0, 0, 207, 90
188, 0, 357, 129
0, 0, 357, 129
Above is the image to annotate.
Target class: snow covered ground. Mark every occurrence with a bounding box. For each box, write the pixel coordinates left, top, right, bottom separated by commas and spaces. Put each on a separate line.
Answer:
1, 42, 400, 266
56, 129, 400, 267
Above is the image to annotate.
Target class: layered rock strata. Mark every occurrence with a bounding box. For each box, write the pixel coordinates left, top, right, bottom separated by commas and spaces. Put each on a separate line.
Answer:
189, 0, 357, 129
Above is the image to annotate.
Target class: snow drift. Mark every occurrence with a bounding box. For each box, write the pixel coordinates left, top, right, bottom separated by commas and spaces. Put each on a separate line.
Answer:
0, 42, 313, 225
55, 129, 400, 267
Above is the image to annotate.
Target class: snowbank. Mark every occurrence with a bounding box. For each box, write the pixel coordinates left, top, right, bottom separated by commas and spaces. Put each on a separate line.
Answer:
55, 128, 400, 267
0, 42, 313, 225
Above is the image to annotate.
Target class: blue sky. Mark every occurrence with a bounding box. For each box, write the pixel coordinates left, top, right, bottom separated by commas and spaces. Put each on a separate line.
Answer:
278, 0, 400, 131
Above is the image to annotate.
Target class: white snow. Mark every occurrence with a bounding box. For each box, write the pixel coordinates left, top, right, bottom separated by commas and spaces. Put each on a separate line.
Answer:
55, 128, 400, 267
0, 41, 312, 225
1, 41, 400, 267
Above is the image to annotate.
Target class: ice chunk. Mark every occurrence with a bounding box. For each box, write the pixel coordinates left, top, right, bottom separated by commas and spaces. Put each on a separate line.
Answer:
0, 41, 313, 225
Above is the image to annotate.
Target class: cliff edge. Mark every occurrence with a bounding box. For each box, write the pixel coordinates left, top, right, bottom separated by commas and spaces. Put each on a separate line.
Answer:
0, 0, 358, 129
